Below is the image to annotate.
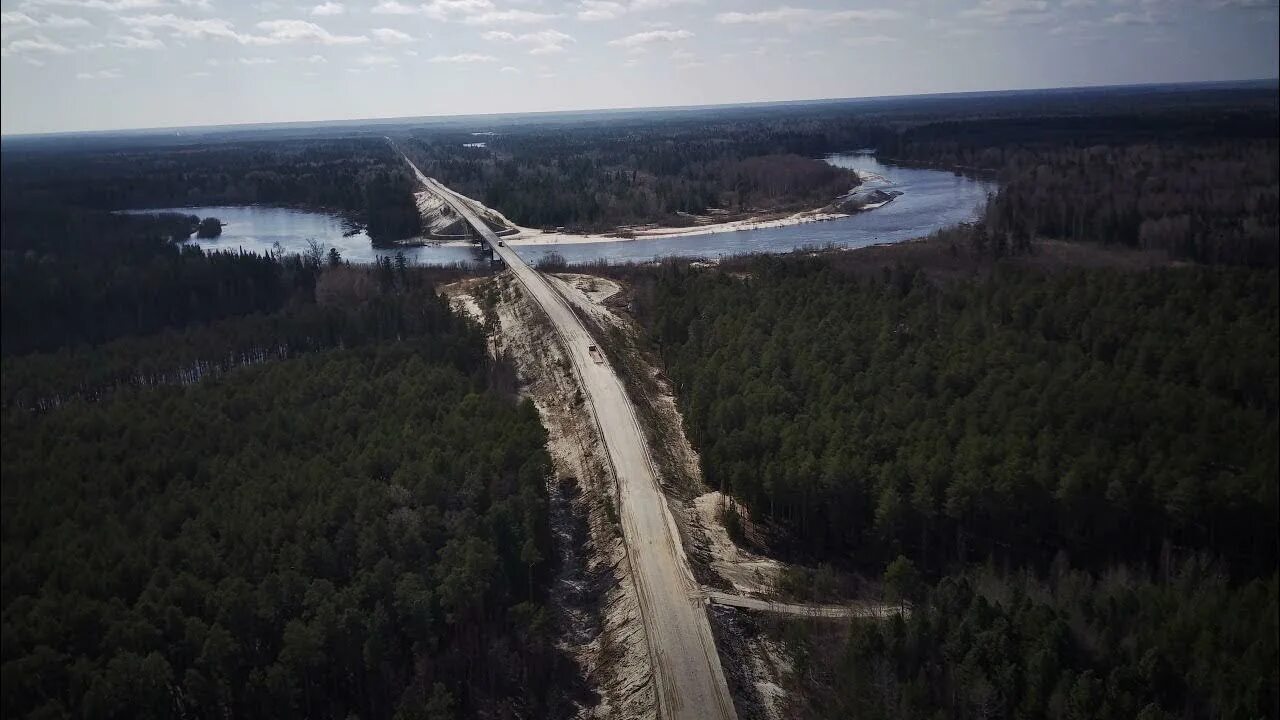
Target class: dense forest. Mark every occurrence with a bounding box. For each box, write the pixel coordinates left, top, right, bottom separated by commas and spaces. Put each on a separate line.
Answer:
398, 82, 1276, 243
631, 253, 1278, 718
1, 206, 576, 717
406, 133, 858, 232
0, 137, 421, 242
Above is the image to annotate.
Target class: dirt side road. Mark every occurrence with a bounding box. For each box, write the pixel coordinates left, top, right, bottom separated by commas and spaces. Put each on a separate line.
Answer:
409, 166, 738, 719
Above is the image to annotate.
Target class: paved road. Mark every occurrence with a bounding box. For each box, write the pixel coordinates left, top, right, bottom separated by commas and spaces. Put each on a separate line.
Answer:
402, 156, 738, 720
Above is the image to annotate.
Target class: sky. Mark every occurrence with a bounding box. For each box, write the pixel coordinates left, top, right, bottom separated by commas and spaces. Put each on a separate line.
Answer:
1, 0, 1277, 134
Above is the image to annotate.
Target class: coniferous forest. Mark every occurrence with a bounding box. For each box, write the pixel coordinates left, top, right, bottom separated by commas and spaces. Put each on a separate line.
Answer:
629, 253, 1277, 718
1, 81, 1277, 720
1, 206, 574, 717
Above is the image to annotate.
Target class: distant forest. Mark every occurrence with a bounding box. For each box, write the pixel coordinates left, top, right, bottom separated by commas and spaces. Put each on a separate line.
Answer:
404, 131, 859, 232
0, 137, 421, 242
0, 204, 578, 717
400, 83, 1277, 250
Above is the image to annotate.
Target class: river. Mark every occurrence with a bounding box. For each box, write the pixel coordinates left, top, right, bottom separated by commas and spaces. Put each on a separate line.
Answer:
130, 153, 993, 266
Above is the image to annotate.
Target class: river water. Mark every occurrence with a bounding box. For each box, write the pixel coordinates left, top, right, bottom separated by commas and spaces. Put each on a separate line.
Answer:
131, 154, 993, 266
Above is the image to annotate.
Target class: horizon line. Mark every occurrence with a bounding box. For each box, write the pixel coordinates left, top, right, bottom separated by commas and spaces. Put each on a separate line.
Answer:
3, 76, 1276, 141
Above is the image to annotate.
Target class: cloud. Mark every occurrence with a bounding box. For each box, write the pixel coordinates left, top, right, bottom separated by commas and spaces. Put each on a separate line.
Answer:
2, 12, 39, 28
372, 0, 501, 19
23, 0, 166, 11
75, 67, 121, 78
499, 64, 520, 72
121, 14, 247, 41
428, 52, 495, 62
310, 2, 344, 15
828, 9, 902, 21
371, 27, 413, 43
714, 5, 900, 27
356, 52, 396, 64
462, 9, 557, 24
715, 6, 811, 24
185, 69, 211, 76
1104, 9, 1167, 24
120, 14, 368, 45
110, 32, 165, 47
844, 34, 898, 45
239, 55, 275, 63
575, 0, 698, 21
43, 13, 93, 26
1, 33, 72, 55
607, 28, 692, 48
959, 0, 1049, 20
252, 19, 368, 44
576, 0, 623, 20
370, 0, 420, 14
482, 28, 572, 54
302, 53, 325, 61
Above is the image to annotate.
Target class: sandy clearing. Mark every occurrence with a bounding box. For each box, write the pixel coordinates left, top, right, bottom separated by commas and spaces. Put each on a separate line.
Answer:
440, 274, 657, 720
692, 492, 782, 597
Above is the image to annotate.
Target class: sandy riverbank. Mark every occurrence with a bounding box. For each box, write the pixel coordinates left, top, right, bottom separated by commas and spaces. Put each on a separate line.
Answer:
421, 167, 899, 248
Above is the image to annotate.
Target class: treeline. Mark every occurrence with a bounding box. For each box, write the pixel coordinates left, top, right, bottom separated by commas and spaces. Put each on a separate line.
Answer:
0, 137, 420, 242
982, 142, 1278, 266
1, 276, 484, 410
1, 223, 307, 356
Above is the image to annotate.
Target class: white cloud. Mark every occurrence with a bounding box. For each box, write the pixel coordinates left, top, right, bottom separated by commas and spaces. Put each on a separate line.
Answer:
356, 52, 396, 64
121, 14, 246, 41
959, 0, 1049, 20
715, 6, 901, 28
372, 0, 498, 19
119, 14, 368, 45
462, 9, 557, 24
576, 0, 623, 20
75, 67, 121, 78
1104, 9, 1167, 24
371, 27, 413, 43
370, 0, 419, 14
252, 19, 368, 44
310, 2, 344, 15
482, 28, 572, 54
110, 32, 164, 47
24, 0, 166, 11
2, 12, 39, 28
239, 55, 275, 63
42, 13, 93, 26
715, 6, 807, 23
499, 64, 520, 72
177, 0, 213, 10
607, 28, 692, 48
428, 51, 495, 61
300, 53, 325, 61
1, 33, 71, 55
827, 9, 902, 21
844, 34, 898, 45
